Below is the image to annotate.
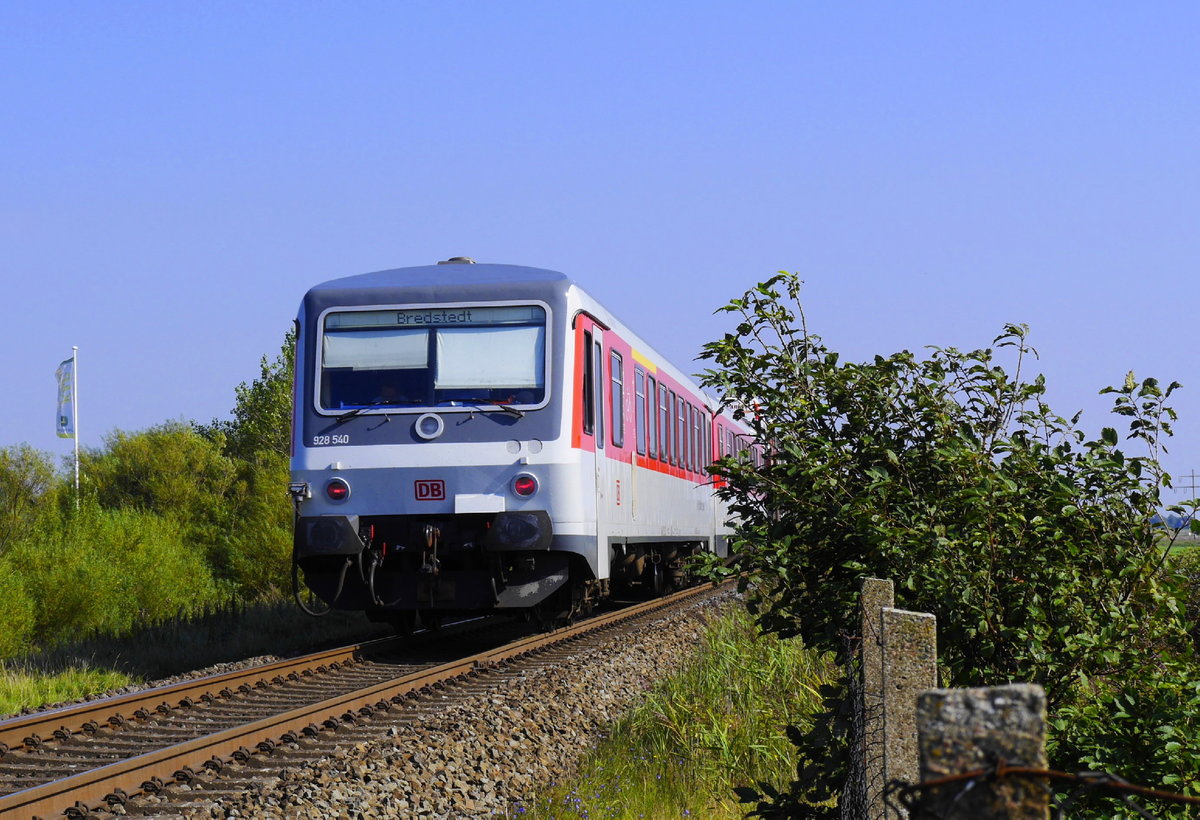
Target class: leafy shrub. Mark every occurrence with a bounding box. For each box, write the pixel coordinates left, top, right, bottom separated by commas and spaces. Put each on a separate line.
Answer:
83, 422, 236, 521
0, 568, 36, 657
0, 332, 297, 660
0, 444, 59, 555
5, 501, 217, 647
217, 452, 293, 597
699, 273, 1200, 813
196, 329, 295, 463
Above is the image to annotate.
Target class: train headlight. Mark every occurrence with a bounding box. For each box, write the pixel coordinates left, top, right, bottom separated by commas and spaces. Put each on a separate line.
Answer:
414, 412, 445, 441
511, 473, 538, 498
325, 477, 351, 502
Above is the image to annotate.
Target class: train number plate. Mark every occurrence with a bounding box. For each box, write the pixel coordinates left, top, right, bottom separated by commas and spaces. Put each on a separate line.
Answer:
414, 479, 446, 501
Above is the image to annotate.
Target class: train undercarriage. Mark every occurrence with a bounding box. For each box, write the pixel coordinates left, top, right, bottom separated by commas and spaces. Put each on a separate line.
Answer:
292, 511, 701, 633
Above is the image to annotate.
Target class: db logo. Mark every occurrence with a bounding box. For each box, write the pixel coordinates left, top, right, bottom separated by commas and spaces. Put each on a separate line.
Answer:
414, 479, 446, 501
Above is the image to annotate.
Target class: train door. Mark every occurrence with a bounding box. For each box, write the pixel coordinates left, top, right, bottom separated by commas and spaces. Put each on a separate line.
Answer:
577, 319, 612, 583
590, 329, 612, 577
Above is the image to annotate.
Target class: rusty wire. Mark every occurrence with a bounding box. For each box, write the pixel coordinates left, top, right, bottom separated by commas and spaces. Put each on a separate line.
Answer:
885, 760, 1200, 819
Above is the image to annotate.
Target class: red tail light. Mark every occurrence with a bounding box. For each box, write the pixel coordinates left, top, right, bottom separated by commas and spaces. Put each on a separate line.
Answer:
326, 478, 351, 501
512, 474, 538, 498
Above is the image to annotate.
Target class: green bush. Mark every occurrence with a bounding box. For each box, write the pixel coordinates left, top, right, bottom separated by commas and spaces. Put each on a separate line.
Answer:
83, 421, 236, 521
217, 452, 293, 597
0, 444, 60, 556
5, 501, 218, 647
0, 332, 298, 660
0, 568, 36, 657
699, 273, 1200, 814
196, 328, 295, 463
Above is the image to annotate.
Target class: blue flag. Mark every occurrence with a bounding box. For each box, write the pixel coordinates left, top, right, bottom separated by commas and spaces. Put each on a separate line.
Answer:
56, 357, 74, 438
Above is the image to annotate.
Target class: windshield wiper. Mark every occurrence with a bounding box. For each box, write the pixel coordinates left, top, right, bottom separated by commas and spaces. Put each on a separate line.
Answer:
457, 398, 525, 419
335, 399, 423, 424
337, 397, 524, 423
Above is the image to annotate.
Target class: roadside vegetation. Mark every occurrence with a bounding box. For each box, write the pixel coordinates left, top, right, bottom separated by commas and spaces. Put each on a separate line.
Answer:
516, 605, 836, 819
8, 274, 1200, 818
0, 601, 385, 716
0, 331, 319, 709
697, 272, 1200, 817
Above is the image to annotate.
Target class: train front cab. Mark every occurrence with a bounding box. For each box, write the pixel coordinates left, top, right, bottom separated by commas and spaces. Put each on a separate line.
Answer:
289, 266, 597, 624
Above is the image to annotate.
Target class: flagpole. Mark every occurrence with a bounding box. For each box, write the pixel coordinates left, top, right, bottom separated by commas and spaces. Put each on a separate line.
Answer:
72, 346, 79, 507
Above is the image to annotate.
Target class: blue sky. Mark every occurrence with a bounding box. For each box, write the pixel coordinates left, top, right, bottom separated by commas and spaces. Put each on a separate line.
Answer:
5, 2, 1200, 495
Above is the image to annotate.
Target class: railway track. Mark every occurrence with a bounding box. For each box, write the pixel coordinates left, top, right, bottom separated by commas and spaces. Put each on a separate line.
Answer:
0, 582, 729, 818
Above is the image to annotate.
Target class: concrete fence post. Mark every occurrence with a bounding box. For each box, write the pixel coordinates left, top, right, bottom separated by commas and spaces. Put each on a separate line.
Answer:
914, 684, 1049, 819
880, 607, 937, 818
857, 579, 937, 820
860, 578, 894, 820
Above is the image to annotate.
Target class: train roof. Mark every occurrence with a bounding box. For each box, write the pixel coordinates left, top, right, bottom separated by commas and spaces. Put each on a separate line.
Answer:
306, 262, 571, 295
299, 259, 733, 417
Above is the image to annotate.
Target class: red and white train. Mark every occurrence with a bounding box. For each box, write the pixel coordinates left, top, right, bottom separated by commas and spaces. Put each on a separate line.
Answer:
288, 259, 751, 629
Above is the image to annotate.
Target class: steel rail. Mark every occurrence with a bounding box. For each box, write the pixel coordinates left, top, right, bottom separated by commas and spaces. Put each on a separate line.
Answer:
0, 638, 405, 758
0, 615, 496, 757
0, 582, 725, 819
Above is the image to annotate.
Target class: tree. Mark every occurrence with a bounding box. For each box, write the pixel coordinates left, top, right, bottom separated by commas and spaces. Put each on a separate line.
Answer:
0, 444, 58, 555
698, 273, 1200, 813
198, 328, 295, 463
187, 327, 297, 595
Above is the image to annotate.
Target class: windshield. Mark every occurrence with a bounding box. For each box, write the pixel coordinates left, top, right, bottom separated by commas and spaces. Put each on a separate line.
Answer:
318, 304, 548, 411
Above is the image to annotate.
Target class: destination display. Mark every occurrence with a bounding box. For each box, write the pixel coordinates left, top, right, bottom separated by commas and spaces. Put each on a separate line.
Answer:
325, 305, 544, 330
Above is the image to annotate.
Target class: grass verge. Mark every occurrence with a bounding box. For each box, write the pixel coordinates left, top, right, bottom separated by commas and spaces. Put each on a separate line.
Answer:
513, 604, 836, 819
0, 599, 386, 716
0, 665, 134, 715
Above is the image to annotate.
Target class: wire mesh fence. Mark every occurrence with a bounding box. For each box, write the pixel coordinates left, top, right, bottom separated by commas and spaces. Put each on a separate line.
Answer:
886, 761, 1200, 819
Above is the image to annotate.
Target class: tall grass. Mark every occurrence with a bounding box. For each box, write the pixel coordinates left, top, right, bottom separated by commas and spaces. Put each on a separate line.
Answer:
515, 605, 836, 819
0, 600, 386, 716
0, 665, 133, 715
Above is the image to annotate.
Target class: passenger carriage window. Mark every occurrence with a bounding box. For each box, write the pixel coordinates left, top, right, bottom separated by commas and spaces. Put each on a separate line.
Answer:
690, 404, 699, 473
634, 367, 647, 455
662, 393, 672, 468
658, 384, 670, 462
685, 403, 694, 472
646, 375, 657, 459
582, 330, 595, 436
683, 404, 690, 472
687, 404, 694, 469
610, 351, 624, 448
675, 395, 686, 468
682, 400, 690, 469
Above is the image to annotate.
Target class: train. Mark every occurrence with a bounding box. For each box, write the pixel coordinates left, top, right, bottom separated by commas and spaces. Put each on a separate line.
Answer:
288, 258, 752, 631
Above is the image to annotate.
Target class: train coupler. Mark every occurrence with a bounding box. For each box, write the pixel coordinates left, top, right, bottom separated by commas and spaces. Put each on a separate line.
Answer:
420, 524, 442, 575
